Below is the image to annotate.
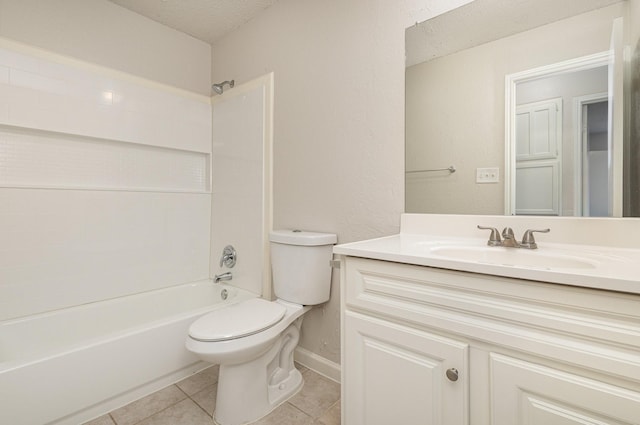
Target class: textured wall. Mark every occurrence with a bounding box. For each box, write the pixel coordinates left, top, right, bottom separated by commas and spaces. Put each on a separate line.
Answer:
0, 0, 211, 94
210, 0, 473, 365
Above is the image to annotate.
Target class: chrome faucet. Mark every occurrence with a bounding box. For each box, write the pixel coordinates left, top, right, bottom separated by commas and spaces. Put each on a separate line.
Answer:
478, 226, 550, 249
214, 271, 233, 283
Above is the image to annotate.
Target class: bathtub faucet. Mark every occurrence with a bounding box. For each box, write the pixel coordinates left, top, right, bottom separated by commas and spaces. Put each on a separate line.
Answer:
214, 272, 233, 283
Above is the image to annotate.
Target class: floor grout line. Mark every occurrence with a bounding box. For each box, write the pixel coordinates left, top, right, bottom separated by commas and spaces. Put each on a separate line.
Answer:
187, 391, 214, 419
286, 401, 315, 421
125, 385, 187, 425
100, 367, 340, 425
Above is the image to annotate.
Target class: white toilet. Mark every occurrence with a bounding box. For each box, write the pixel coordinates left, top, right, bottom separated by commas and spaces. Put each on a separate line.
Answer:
185, 229, 337, 425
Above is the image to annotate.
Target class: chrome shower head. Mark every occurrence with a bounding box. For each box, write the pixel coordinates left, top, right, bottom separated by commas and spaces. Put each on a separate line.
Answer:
212, 80, 235, 95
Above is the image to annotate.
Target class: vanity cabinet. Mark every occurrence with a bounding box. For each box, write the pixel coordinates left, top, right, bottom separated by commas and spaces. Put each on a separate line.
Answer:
340, 257, 640, 425
344, 312, 468, 424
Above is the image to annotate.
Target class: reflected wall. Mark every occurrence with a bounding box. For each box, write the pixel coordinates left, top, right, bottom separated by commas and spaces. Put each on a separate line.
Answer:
406, 4, 624, 214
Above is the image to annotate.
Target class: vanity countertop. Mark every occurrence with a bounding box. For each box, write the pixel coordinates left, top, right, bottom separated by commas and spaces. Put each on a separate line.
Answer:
334, 232, 640, 295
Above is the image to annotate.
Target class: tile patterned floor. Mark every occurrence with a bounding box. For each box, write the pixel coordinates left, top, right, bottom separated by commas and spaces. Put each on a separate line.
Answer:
83, 364, 341, 425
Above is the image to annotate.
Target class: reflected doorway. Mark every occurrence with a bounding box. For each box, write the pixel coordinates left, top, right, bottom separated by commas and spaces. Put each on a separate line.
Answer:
577, 97, 609, 216
505, 52, 617, 216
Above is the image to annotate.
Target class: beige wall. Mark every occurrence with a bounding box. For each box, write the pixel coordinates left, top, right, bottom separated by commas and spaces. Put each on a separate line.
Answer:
628, 0, 640, 215
406, 4, 624, 215
210, 0, 471, 365
631, 0, 640, 43
0, 0, 211, 94
0, 0, 477, 368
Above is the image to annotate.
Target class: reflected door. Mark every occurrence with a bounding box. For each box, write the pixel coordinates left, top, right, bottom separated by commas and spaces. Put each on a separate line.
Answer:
515, 98, 562, 215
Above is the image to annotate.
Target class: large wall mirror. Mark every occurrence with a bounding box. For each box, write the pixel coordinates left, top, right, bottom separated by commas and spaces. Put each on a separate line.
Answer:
405, 0, 640, 217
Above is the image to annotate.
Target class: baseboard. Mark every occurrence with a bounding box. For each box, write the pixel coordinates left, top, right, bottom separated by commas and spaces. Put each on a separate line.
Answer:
294, 347, 341, 384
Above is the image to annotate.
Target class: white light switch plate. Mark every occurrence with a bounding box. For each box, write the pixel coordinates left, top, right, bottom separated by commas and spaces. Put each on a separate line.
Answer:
476, 167, 499, 183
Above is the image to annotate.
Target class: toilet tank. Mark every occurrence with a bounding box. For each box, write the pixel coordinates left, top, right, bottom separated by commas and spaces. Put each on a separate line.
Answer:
270, 230, 337, 305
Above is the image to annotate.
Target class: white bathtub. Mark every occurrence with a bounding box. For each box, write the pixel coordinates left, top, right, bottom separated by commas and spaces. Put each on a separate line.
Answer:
0, 280, 256, 425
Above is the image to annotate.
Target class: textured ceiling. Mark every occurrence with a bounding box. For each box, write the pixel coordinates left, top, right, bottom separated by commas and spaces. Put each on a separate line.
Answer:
107, 0, 279, 45
406, 0, 624, 67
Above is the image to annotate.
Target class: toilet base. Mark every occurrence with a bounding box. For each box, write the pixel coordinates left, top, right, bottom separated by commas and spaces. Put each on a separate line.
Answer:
268, 366, 303, 409
214, 368, 303, 425
213, 319, 305, 425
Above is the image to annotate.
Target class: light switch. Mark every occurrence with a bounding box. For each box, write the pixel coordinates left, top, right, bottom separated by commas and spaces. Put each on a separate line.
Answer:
476, 167, 499, 183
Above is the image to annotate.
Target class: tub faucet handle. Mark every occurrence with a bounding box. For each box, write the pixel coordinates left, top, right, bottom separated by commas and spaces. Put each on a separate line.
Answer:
219, 245, 237, 268
477, 225, 501, 246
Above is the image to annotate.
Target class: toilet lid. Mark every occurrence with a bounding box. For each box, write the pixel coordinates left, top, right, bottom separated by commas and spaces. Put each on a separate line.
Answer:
189, 298, 286, 342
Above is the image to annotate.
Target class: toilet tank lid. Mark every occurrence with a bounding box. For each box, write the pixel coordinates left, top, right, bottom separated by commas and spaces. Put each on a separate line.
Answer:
270, 229, 337, 246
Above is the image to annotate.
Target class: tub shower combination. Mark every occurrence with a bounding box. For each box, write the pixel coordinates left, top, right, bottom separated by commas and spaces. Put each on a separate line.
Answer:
0, 281, 256, 425
0, 38, 272, 425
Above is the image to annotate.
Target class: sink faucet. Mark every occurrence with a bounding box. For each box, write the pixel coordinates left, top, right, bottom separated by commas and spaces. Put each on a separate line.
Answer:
214, 271, 232, 283
501, 227, 520, 248
478, 226, 550, 249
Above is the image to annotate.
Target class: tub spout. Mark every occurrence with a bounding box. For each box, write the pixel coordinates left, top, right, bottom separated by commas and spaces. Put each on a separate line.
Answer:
214, 272, 233, 283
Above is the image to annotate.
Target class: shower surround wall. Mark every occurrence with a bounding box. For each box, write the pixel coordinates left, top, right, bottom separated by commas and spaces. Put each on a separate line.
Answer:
210, 76, 273, 298
0, 8, 213, 419
0, 0, 212, 315
0, 37, 212, 321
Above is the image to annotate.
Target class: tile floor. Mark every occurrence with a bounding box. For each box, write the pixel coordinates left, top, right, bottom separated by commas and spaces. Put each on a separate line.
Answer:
83, 364, 341, 425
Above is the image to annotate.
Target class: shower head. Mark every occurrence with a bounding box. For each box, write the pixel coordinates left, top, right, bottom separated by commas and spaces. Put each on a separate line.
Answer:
212, 80, 235, 95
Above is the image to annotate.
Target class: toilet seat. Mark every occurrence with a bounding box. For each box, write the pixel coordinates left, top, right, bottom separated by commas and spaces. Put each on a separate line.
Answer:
189, 298, 286, 342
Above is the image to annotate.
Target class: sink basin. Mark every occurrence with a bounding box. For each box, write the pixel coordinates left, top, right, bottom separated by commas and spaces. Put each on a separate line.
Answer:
430, 246, 597, 269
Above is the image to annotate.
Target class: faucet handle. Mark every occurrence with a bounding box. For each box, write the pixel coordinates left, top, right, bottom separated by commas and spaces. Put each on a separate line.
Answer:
520, 228, 550, 249
219, 245, 237, 268
477, 225, 502, 246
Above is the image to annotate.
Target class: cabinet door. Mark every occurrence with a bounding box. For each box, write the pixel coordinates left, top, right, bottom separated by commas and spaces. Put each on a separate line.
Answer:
343, 312, 468, 425
491, 353, 640, 424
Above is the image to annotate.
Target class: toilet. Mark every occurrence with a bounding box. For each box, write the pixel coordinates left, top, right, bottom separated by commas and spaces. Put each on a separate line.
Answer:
185, 229, 337, 425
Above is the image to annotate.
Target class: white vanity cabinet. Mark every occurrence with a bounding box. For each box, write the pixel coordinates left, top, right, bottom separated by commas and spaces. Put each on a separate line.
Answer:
344, 311, 468, 424
340, 256, 640, 425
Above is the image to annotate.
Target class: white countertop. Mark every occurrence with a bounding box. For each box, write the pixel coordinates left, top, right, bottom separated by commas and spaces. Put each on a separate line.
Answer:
334, 233, 640, 295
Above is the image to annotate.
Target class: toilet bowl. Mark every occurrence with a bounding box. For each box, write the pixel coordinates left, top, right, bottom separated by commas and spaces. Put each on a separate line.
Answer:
185, 230, 336, 425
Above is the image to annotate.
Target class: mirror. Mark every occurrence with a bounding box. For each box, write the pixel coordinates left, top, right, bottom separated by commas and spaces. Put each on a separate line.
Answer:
405, 0, 640, 217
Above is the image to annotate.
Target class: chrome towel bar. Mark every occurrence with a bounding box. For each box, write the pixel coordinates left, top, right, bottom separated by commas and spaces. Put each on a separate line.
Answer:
406, 165, 456, 174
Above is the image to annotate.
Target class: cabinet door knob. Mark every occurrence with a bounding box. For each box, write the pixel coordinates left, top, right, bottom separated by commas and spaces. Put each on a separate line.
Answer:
446, 368, 459, 382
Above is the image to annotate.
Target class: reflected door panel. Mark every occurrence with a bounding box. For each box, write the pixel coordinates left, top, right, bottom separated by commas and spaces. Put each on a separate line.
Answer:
515, 99, 562, 215
516, 161, 559, 215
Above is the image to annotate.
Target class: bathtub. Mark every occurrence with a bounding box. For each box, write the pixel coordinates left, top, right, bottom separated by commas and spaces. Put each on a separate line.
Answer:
0, 280, 256, 425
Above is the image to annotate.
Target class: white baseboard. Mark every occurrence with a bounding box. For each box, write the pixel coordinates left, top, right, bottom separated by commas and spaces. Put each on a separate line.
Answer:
294, 347, 341, 384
